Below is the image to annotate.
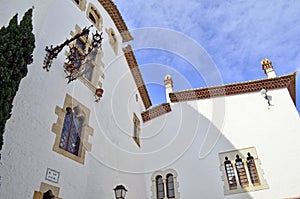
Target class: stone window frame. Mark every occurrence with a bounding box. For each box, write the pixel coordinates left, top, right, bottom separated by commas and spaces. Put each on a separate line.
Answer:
72, 0, 86, 11
133, 113, 141, 147
86, 3, 103, 31
33, 182, 62, 199
151, 169, 180, 199
51, 94, 93, 164
106, 27, 118, 55
67, 25, 104, 91
219, 147, 269, 195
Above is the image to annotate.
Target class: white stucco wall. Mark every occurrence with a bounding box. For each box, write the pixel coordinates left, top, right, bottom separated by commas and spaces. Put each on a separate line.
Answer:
1, 1, 300, 199
0, 1, 148, 199
141, 88, 300, 199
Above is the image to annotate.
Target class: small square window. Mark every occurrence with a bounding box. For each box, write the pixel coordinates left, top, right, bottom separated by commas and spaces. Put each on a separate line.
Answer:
86, 3, 102, 31
72, 0, 86, 11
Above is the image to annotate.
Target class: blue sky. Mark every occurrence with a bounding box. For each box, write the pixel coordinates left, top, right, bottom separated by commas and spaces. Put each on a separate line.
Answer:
115, 0, 300, 111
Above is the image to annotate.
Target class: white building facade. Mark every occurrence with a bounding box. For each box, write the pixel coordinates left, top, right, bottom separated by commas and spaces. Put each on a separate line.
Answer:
0, 1, 300, 199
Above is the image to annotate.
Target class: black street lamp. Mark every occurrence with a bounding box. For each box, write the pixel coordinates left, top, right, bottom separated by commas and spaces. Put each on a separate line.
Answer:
113, 185, 127, 199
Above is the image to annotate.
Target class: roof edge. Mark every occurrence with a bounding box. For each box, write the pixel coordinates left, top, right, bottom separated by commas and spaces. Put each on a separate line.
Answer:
123, 45, 152, 109
170, 72, 297, 104
141, 103, 172, 122
98, 0, 133, 42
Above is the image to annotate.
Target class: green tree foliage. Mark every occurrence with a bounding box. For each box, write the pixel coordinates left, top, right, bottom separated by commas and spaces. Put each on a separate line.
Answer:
0, 8, 35, 150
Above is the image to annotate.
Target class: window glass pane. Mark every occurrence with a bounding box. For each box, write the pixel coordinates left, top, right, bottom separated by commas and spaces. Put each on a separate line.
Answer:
82, 62, 93, 81
235, 155, 249, 188
156, 176, 165, 199
76, 39, 86, 51
59, 108, 83, 156
167, 174, 175, 198
224, 158, 237, 190
247, 153, 261, 186
89, 12, 96, 24
88, 48, 97, 61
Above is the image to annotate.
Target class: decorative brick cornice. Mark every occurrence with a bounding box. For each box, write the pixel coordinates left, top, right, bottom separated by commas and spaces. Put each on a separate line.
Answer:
141, 103, 172, 122
98, 0, 133, 42
170, 73, 297, 104
123, 45, 152, 109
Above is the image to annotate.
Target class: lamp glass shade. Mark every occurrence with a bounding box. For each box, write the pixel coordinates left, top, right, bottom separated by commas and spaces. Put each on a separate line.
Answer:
114, 185, 127, 199
260, 88, 267, 95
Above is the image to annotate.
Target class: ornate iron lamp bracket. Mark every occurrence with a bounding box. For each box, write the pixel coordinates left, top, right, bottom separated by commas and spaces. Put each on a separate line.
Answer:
43, 25, 102, 74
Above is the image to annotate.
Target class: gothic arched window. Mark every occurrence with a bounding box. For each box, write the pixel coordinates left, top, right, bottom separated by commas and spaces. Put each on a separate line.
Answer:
224, 157, 237, 190
246, 152, 261, 186
219, 148, 269, 195
235, 155, 249, 188
59, 107, 83, 156
166, 174, 175, 198
156, 175, 165, 199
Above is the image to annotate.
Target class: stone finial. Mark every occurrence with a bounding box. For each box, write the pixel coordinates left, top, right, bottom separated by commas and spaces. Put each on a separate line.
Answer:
164, 74, 173, 87
261, 58, 276, 78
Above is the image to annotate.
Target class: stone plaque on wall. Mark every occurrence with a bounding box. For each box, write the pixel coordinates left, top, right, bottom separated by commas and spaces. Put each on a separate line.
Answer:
45, 168, 60, 183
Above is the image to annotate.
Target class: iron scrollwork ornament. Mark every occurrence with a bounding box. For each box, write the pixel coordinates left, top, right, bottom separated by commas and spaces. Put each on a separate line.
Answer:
43, 25, 103, 84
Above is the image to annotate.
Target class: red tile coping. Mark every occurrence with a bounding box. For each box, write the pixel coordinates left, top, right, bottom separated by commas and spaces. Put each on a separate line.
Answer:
141, 103, 172, 122
169, 73, 296, 104
123, 45, 152, 109
98, 0, 133, 42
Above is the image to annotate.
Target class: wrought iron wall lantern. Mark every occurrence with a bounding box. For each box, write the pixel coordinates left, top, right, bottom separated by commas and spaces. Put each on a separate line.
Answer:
43, 25, 103, 84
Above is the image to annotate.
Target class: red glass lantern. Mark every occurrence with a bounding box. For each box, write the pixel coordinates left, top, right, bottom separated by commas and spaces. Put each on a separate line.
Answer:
95, 88, 104, 102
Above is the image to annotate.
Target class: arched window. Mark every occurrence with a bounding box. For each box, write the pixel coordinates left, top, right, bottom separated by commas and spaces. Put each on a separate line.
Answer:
235, 155, 249, 188
246, 152, 261, 186
43, 190, 55, 199
152, 169, 179, 199
166, 174, 175, 198
224, 157, 237, 190
156, 175, 165, 199
59, 107, 83, 156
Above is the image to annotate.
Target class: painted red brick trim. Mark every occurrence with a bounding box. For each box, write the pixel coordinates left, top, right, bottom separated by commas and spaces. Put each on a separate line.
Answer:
170, 73, 296, 104
141, 103, 172, 122
123, 45, 152, 109
98, 0, 133, 42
